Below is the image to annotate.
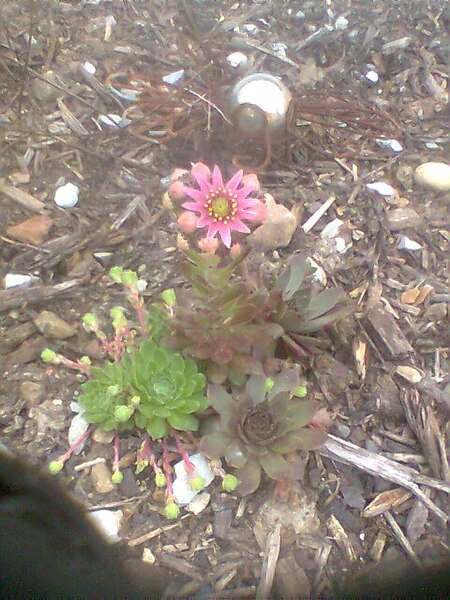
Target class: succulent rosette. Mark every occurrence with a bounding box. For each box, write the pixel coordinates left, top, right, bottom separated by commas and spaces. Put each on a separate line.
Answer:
79, 339, 207, 438
200, 368, 328, 495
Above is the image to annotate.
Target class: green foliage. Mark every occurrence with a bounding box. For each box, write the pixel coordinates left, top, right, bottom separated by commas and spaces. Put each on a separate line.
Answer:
78, 339, 207, 438
200, 368, 328, 495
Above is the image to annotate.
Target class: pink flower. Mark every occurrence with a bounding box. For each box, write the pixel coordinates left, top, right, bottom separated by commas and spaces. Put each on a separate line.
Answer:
182, 165, 262, 248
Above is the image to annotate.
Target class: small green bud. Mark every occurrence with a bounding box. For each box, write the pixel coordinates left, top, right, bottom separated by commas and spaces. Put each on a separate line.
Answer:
222, 474, 238, 492
114, 405, 134, 423
129, 395, 141, 407
294, 385, 308, 398
121, 269, 138, 287
82, 313, 98, 330
109, 266, 124, 284
161, 288, 176, 307
189, 474, 205, 492
106, 385, 121, 396
41, 348, 60, 364
48, 460, 64, 474
164, 502, 180, 519
111, 470, 124, 485
110, 306, 127, 329
155, 472, 166, 488
79, 356, 91, 365
265, 377, 274, 392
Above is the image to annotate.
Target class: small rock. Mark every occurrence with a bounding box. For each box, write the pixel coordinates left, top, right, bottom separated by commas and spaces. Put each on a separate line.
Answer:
29, 399, 67, 439
31, 70, 65, 103
119, 468, 141, 497
384, 208, 421, 231
1, 321, 37, 353
142, 548, 156, 565
186, 492, 211, 515
274, 554, 311, 598
414, 162, 450, 193
8, 172, 31, 185
89, 509, 123, 541
7, 336, 47, 366
395, 165, 414, 190
91, 462, 115, 494
34, 310, 76, 339
397, 235, 421, 251
19, 381, 45, 407
6, 215, 53, 245
68, 413, 89, 454
4, 273, 37, 289
366, 181, 396, 196
92, 429, 115, 444
376, 139, 403, 152
54, 182, 79, 208
248, 194, 297, 251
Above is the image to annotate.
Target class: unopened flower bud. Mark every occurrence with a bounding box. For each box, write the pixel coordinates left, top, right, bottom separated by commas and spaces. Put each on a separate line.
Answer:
189, 474, 205, 492
106, 385, 120, 396
222, 474, 238, 492
164, 501, 180, 519
241, 173, 260, 192
111, 470, 124, 485
130, 395, 141, 407
169, 180, 187, 201
41, 348, 60, 365
177, 211, 198, 234
198, 236, 219, 254
294, 385, 308, 398
109, 266, 123, 284
121, 270, 138, 287
170, 168, 189, 182
161, 289, 176, 307
79, 356, 91, 365
230, 243, 242, 257
155, 472, 166, 488
110, 306, 126, 328
48, 460, 64, 474
191, 162, 211, 181
265, 377, 274, 392
114, 405, 133, 423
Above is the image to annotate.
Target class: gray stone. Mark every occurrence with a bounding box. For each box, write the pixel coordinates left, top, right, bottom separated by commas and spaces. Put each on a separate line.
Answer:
34, 310, 76, 339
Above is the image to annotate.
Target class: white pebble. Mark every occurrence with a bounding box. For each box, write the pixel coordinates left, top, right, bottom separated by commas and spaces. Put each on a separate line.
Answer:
88, 509, 123, 542
4, 273, 36, 289
414, 162, 450, 193
68, 413, 89, 455
376, 138, 403, 152
397, 236, 422, 251
82, 61, 96, 75
321, 218, 344, 240
365, 70, 379, 83
98, 114, 122, 128
366, 181, 396, 196
227, 52, 248, 68
162, 70, 185, 85
54, 182, 79, 208
334, 16, 349, 30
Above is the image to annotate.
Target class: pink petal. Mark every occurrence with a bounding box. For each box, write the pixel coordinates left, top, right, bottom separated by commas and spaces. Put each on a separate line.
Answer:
236, 183, 256, 202
230, 219, 250, 234
192, 171, 211, 194
217, 224, 232, 248
207, 222, 221, 238
191, 162, 211, 182
212, 165, 224, 189
182, 201, 203, 211
237, 197, 260, 209
183, 187, 206, 202
225, 170, 243, 193
197, 214, 213, 227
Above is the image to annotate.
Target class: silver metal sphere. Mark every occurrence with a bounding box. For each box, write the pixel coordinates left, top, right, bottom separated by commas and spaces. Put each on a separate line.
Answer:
227, 73, 292, 140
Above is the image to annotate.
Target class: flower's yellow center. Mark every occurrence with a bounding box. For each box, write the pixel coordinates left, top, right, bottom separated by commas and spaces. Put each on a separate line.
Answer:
204, 187, 238, 223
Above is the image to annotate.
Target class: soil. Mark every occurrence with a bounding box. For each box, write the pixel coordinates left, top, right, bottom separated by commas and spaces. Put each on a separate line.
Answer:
0, 1, 449, 598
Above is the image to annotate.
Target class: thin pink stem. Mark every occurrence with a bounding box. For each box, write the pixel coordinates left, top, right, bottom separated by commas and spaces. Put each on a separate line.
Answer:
59, 426, 92, 463
58, 356, 91, 377
173, 432, 195, 473
162, 438, 173, 498
113, 432, 120, 473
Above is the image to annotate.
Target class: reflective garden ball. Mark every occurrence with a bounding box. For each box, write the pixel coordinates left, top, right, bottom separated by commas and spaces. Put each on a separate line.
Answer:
227, 73, 293, 141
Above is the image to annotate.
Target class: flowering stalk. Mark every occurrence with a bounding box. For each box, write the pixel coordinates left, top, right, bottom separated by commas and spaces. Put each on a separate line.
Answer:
41, 348, 91, 377
82, 313, 114, 357
111, 432, 123, 484
137, 437, 166, 486
162, 438, 179, 519
173, 432, 204, 492
209, 460, 239, 492
48, 426, 92, 474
